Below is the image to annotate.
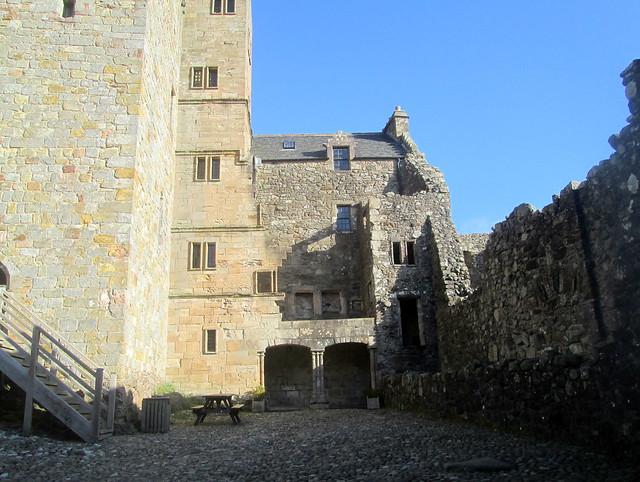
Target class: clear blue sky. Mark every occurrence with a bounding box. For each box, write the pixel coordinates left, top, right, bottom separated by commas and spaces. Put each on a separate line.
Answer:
251, 1, 639, 234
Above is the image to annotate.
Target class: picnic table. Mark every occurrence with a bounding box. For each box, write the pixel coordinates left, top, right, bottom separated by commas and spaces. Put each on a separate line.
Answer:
192, 394, 243, 425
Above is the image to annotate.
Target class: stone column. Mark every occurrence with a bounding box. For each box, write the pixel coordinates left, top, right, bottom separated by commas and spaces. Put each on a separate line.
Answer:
310, 349, 328, 407
257, 351, 265, 386
368, 347, 378, 390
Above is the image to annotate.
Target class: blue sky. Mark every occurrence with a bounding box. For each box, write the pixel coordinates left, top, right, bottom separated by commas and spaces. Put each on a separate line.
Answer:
251, 1, 639, 234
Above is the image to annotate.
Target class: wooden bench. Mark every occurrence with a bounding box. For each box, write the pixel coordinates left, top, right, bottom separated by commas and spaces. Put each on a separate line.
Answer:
192, 403, 244, 425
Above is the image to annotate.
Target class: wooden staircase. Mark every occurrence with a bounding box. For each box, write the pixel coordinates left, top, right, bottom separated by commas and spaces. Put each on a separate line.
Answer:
0, 287, 116, 442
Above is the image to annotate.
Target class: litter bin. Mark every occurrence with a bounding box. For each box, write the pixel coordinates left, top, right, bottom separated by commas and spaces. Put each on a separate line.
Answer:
141, 396, 171, 433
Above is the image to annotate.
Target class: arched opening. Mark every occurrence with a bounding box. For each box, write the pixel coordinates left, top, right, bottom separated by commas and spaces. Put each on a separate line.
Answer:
324, 343, 370, 408
0, 263, 9, 289
264, 344, 312, 408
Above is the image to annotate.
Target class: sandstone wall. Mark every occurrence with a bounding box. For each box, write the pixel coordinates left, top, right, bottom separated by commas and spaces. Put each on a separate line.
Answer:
384, 60, 640, 459
0, 1, 182, 397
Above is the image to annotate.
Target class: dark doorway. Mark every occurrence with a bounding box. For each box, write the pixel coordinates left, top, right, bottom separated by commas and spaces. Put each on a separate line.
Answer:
264, 345, 312, 408
324, 343, 370, 408
0, 263, 9, 288
399, 297, 421, 347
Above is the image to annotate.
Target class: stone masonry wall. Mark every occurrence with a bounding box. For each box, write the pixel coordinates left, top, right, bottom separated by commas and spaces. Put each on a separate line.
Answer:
384, 60, 640, 459
0, 1, 182, 399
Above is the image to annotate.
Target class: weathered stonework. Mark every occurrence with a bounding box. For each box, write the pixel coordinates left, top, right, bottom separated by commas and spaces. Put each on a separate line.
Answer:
384, 60, 640, 459
0, 0, 182, 400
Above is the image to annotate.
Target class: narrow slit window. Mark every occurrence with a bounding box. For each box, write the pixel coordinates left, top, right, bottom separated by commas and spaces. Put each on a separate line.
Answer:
62, 0, 75, 18
204, 329, 217, 353
209, 157, 220, 181
190, 242, 202, 270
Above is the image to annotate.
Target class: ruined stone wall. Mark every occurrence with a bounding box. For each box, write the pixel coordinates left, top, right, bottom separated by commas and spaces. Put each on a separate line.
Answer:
384, 60, 640, 459
0, 0, 182, 397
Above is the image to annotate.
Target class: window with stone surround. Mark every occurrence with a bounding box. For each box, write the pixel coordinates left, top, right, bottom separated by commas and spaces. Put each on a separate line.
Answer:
62, 0, 75, 18
333, 147, 350, 170
211, 0, 235, 14
255, 271, 277, 294
321, 291, 342, 316
194, 156, 221, 181
189, 242, 216, 270
336, 205, 352, 232
204, 329, 217, 354
392, 240, 417, 265
190, 67, 218, 89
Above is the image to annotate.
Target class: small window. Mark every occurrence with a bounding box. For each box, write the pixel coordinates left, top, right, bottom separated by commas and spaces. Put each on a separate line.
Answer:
283, 141, 295, 149
190, 242, 216, 270
212, 0, 223, 14
392, 242, 402, 265
195, 156, 207, 181
321, 291, 342, 316
190, 242, 202, 270
210, 157, 220, 181
205, 242, 216, 269
333, 147, 350, 171
212, 0, 234, 14
406, 241, 416, 265
255, 271, 277, 293
204, 329, 217, 353
226, 0, 235, 13
191, 67, 204, 89
62, 0, 75, 17
336, 205, 351, 232
294, 292, 314, 319
206, 67, 218, 88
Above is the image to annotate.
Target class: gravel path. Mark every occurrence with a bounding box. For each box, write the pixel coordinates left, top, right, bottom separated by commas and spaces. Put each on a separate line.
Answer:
1, 409, 637, 481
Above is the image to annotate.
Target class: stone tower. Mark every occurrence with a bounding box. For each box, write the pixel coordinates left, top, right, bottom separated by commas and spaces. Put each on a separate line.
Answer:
168, 0, 283, 394
0, 0, 183, 398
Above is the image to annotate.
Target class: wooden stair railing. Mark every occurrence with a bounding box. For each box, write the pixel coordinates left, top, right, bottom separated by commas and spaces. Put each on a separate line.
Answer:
0, 287, 116, 442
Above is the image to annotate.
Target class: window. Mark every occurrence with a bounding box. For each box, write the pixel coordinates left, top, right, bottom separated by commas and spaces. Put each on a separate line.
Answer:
336, 205, 351, 232
255, 271, 277, 293
392, 240, 417, 265
294, 293, 314, 319
204, 329, 217, 354
62, 0, 75, 17
211, 0, 235, 14
321, 291, 342, 316
194, 156, 221, 181
190, 67, 218, 89
333, 147, 350, 170
283, 141, 295, 149
190, 242, 216, 270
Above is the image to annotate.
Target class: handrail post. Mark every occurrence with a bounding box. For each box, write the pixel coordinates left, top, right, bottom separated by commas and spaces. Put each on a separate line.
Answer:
23, 326, 41, 436
92, 368, 104, 442
107, 373, 117, 432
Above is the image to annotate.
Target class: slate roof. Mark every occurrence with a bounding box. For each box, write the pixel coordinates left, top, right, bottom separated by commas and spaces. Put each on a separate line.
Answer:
251, 133, 406, 161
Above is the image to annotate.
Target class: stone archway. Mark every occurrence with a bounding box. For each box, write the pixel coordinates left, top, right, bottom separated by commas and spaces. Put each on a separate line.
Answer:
264, 344, 313, 408
324, 343, 370, 408
0, 262, 9, 289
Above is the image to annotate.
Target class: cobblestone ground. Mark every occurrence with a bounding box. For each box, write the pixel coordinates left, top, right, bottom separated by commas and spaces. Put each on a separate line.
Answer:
1, 409, 638, 481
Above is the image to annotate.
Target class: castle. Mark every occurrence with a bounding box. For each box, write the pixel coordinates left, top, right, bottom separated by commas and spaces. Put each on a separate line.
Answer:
0, 0, 476, 406
2, 0, 639, 455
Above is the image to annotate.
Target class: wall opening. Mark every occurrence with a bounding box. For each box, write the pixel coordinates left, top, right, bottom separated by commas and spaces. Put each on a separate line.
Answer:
264, 345, 312, 408
0, 263, 9, 288
62, 0, 75, 18
294, 292, 314, 319
324, 343, 370, 408
399, 297, 421, 347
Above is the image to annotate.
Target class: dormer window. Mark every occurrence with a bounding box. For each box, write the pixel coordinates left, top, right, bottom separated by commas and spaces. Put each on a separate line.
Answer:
283, 141, 295, 149
333, 147, 350, 170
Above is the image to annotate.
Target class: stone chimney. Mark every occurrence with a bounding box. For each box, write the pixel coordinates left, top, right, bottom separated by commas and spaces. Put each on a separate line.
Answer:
384, 106, 410, 141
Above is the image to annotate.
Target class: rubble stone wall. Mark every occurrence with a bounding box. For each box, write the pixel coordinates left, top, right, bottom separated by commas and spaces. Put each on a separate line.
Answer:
384, 60, 640, 459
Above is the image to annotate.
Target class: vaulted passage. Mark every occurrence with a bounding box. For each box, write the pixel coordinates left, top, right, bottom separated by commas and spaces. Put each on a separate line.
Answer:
264, 345, 312, 408
324, 343, 370, 408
